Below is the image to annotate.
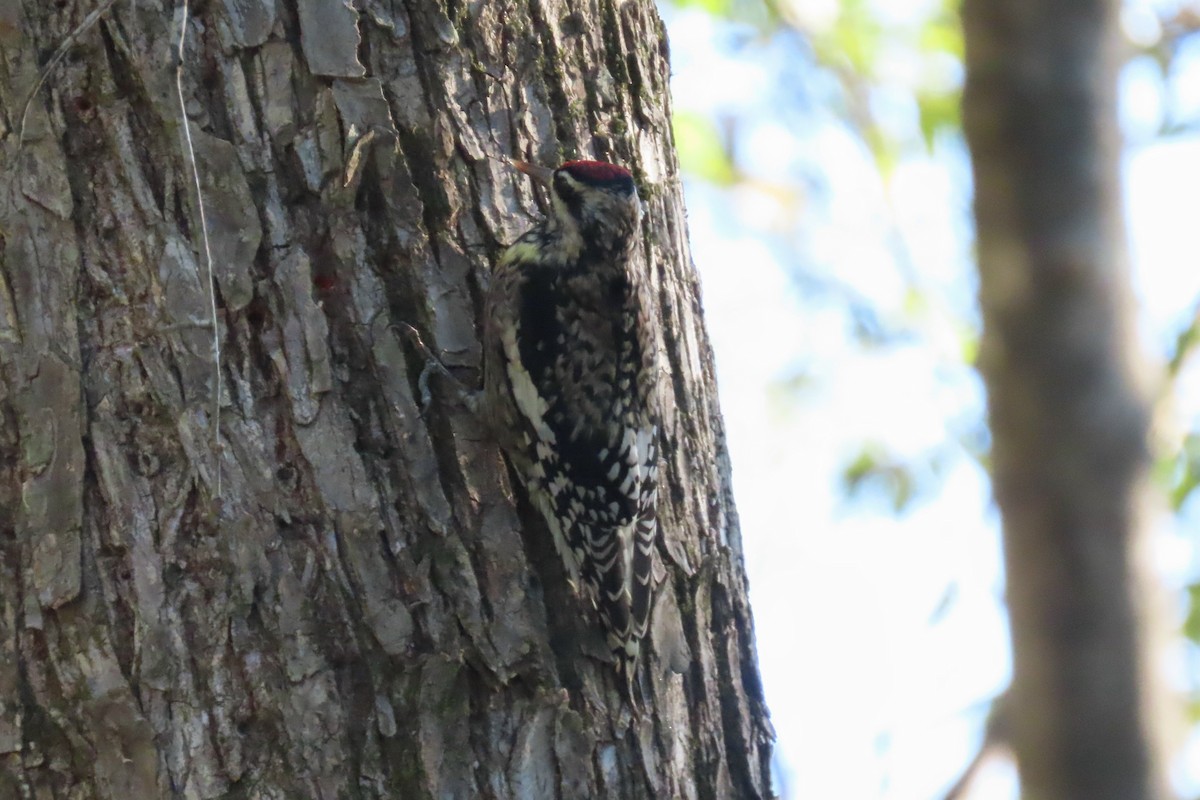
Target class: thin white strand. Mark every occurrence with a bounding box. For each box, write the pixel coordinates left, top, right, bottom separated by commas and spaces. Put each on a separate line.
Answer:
174, 0, 222, 498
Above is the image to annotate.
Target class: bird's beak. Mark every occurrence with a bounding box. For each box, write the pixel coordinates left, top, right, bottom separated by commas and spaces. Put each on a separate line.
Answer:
512, 160, 555, 187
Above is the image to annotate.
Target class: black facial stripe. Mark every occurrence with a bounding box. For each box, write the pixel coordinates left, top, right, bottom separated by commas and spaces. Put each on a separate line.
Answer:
553, 172, 585, 219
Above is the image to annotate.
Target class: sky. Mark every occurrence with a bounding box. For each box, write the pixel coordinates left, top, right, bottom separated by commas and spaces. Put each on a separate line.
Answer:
660, 2, 1200, 798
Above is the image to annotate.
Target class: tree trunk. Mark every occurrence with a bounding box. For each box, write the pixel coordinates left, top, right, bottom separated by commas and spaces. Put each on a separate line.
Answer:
0, 1, 773, 798
962, 0, 1167, 797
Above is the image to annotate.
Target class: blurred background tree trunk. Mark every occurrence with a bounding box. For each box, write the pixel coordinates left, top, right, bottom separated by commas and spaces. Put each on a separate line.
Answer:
963, 0, 1169, 797
0, 1, 772, 797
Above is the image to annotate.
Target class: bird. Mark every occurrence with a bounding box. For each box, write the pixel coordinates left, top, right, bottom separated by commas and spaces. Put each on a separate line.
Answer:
482, 158, 661, 698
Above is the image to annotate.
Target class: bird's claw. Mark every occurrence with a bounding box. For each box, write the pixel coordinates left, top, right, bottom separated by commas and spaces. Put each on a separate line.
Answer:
397, 322, 479, 416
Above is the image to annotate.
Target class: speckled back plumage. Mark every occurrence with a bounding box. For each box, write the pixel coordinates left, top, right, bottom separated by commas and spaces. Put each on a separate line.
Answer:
483, 161, 660, 694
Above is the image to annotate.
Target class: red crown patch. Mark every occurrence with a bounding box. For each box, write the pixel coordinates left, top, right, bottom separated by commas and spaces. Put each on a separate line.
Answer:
560, 160, 633, 183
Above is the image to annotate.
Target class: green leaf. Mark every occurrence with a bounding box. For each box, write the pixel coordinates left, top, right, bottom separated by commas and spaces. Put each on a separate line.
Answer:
828, 0, 883, 75
841, 445, 919, 514
1185, 583, 1200, 645
672, 112, 737, 185
919, 18, 964, 59
916, 89, 960, 151
1167, 433, 1200, 511
1187, 693, 1200, 724
958, 324, 980, 366
669, 0, 734, 16
662, 0, 781, 28
1168, 315, 1200, 377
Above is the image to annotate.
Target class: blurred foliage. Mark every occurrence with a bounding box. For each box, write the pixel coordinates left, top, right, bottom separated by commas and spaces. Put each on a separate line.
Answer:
672, 112, 738, 185
671, 0, 965, 168
662, 0, 972, 511
661, 0, 1200, 535
671, 0, 782, 27
1187, 583, 1200, 646
1165, 432, 1200, 511
841, 445, 919, 514
839, 442, 957, 515
660, 0, 1200, 789
1169, 295, 1200, 380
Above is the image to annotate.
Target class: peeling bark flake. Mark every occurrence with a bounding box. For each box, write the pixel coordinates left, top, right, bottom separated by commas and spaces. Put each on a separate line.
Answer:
297, 0, 366, 78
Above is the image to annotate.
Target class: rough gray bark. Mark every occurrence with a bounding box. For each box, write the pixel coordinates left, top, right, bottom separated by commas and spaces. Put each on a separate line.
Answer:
962, 0, 1166, 798
0, 1, 773, 798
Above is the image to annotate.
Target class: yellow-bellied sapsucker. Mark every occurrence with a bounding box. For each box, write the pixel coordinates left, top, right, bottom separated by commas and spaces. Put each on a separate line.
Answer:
483, 159, 660, 692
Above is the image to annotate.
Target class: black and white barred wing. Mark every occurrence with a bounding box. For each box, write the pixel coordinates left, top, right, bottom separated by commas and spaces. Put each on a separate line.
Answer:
496, 258, 660, 672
